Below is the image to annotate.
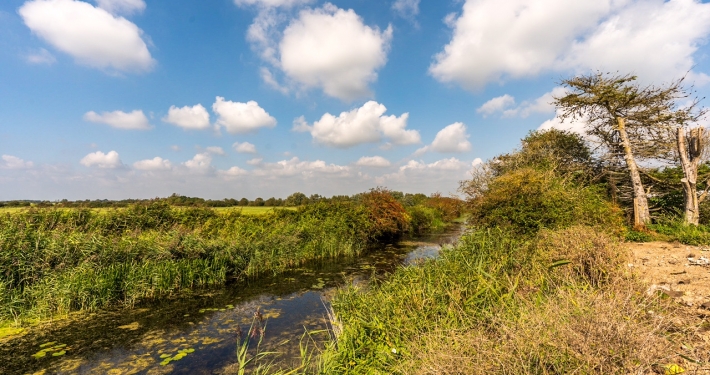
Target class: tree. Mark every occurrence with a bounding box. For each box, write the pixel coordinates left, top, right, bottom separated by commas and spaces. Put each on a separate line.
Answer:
285, 192, 308, 206
555, 73, 683, 228
676, 127, 710, 225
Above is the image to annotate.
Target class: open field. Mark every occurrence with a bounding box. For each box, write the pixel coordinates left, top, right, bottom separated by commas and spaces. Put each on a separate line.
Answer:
0, 206, 297, 216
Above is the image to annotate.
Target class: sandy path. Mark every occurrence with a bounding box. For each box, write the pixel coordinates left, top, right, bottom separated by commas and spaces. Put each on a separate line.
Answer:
627, 241, 710, 308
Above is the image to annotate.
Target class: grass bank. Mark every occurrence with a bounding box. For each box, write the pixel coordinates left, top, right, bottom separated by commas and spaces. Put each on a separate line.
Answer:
303, 130, 701, 374
0, 190, 461, 325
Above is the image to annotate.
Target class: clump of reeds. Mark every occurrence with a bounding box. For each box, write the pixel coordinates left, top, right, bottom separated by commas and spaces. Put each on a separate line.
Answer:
0, 195, 449, 323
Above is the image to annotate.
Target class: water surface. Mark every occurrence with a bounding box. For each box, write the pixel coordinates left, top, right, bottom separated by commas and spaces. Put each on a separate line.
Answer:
1, 226, 463, 375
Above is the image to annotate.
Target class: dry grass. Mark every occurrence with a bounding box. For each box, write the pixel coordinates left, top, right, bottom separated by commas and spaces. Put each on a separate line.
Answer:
390, 227, 710, 375
397, 280, 690, 375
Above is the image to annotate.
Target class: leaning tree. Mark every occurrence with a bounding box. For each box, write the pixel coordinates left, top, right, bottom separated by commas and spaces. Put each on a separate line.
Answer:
554, 73, 689, 228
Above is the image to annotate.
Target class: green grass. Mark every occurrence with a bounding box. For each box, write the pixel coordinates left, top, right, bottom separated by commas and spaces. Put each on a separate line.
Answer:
0, 206, 297, 216
0, 196, 452, 325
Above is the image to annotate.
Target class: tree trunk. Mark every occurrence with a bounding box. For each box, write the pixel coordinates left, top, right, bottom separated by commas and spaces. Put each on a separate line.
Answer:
677, 127, 703, 225
616, 117, 651, 228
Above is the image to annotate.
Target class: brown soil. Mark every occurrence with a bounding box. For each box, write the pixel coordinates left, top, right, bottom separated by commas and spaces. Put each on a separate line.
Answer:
627, 241, 710, 309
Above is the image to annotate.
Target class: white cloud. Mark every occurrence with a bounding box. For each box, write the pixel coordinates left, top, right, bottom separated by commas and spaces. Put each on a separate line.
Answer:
170, 145, 181, 152
430, 0, 710, 90
294, 101, 420, 148
205, 146, 226, 156
1, 155, 34, 169
277, 4, 393, 101
133, 157, 172, 171
218, 166, 248, 179
162, 104, 210, 130
182, 153, 213, 173
480, 87, 568, 118
19, 0, 155, 73
84, 109, 151, 130
212, 97, 277, 134
477, 94, 515, 116
392, 0, 420, 20
25, 48, 56, 65
233, 142, 258, 154
80, 150, 123, 168
253, 156, 349, 177
247, 157, 263, 165
355, 156, 391, 167
400, 157, 469, 172
235, 0, 313, 8
431, 122, 472, 153
94, 0, 145, 15
538, 109, 587, 134
260, 67, 289, 93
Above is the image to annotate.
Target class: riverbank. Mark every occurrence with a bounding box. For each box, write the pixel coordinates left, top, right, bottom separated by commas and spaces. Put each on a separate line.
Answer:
0, 190, 462, 327
308, 130, 709, 374
0, 225, 464, 375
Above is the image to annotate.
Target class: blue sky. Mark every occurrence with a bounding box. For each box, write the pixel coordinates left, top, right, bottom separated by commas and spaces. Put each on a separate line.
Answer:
1, 0, 709, 200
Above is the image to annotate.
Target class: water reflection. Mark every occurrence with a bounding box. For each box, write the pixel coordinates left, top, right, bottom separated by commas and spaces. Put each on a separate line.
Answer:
1, 226, 462, 375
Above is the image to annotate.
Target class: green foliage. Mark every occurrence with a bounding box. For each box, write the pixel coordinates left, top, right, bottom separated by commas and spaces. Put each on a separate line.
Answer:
624, 229, 655, 242
648, 219, 710, 245
488, 129, 595, 179
469, 167, 622, 235
0, 196, 449, 322
320, 226, 634, 374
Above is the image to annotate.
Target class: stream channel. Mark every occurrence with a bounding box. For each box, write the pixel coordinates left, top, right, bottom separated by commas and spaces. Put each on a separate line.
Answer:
2, 226, 464, 375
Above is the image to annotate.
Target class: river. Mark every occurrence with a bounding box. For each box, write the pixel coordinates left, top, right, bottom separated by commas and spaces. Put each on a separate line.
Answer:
1, 226, 464, 375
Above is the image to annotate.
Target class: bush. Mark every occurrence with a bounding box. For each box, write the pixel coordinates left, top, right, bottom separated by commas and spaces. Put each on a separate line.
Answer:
468, 168, 623, 235
360, 188, 410, 239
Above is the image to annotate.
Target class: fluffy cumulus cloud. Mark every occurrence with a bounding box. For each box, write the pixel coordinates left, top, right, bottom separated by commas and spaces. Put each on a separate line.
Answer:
162, 104, 210, 130
538, 109, 587, 134
399, 157, 470, 172
218, 166, 248, 178
80, 150, 123, 168
233, 142, 258, 154
294, 101, 420, 148
430, 122, 472, 153
1, 155, 34, 169
182, 153, 213, 173
212, 97, 277, 134
253, 157, 349, 177
250, 4, 392, 101
84, 109, 151, 130
94, 0, 145, 15
355, 156, 391, 167
133, 157, 172, 171
205, 146, 226, 155
477, 94, 516, 116
19, 0, 155, 73
479, 87, 567, 118
431, 0, 710, 90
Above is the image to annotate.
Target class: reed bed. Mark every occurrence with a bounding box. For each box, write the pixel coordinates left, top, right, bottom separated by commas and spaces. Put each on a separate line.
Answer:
0, 195, 447, 323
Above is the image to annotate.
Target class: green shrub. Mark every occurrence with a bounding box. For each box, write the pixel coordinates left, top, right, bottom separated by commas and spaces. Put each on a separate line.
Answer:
469, 168, 623, 235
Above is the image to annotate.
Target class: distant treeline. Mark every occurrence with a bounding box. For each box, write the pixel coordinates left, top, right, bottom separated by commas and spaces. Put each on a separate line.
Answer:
0, 191, 434, 209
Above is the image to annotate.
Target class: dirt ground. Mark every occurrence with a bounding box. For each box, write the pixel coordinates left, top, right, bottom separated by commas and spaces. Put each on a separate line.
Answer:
627, 241, 710, 309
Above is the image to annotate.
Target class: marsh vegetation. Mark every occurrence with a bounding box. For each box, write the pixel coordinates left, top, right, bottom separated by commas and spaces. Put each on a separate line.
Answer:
0, 189, 461, 326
